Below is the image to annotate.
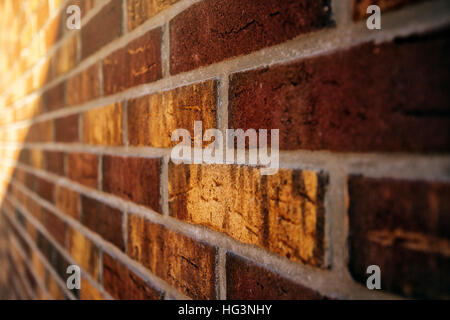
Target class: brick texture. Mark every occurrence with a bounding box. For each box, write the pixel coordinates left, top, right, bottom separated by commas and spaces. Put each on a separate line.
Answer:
127, 0, 180, 31
67, 153, 98, 188
82, 103, 123, 145
353, 0, 428, 20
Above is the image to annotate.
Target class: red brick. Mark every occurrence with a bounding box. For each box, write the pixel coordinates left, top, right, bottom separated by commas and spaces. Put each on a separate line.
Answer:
102, 253, 163, 300
170, 0, 332, 74
102, 28, 162, 95
127, 214, 217, 299
102, 156, 160, 211
43, 208, 66, 247
54, 185, 79, 220
127, 0, 180, 30
44, 151, 65, 176
81, 0, 122, 59
34, 177, 54, 203
44, 82, 65, 112
353, 0, 429, 20
229, 29, 450, 152
348, 176, 450, 298
66, 64, 99, 106
226, 253, 325, 299
81, 196, 123, 249
66, 227, 99, 279
67, 153, 98, 188
54, 114, 79, 143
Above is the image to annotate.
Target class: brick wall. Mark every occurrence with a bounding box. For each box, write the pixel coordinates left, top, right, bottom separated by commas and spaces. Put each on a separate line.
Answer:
0, 0, 449, 300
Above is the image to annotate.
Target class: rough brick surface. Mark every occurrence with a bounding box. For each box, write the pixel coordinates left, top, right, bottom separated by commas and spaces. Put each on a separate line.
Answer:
102, 156, 161, 211
227, 253, 325, 299
81, 0, 122, 59
127, 214, 217, 299
67, 153, 98, 188
102, 253, 164, 300
81, 196, 123, 249
169, 164, 328, 267
127, 0, 180, 30
353, 0, 428, 20
170, 0, 333, 74
229, 30, 450, 152
103, 28, 162, 95
82, 103, 123, 145
127, 80, 218, 147
348, 176, 450, 298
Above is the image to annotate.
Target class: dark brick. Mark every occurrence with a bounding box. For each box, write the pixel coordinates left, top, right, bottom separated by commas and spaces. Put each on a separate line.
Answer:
102, 156, 160, 212
103, 28, 162, 95
102, 253, 164, 300
44, 82, 65, 112
348, 176, 450, 298
226, 252, 325, 299
54, 114, 79, 143
81, 196, 123, 249
67, 153, 98, 188
170, 0, 332, 74
81, 0, 122, 59
229, 29, 450, 152
43, 208, 66, 247
44, 151, 65, 176
34, 177, 54, 203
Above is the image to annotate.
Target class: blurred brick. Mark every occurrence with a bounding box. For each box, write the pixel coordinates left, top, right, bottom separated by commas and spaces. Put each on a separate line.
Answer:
67, 153, 98, 188
169, 164, 327, 267
66, 227, 99, 279
127, 0, 180, 30
127, 214, 217, 299
44, 151, 65, 176
54, 114, 79, 143
44, 82, 65, 112
52, 34, 77, 78
55, 185, 79, 219
127, 80, 218, 147
353, 0, 428, 20
43, 208, 66, 246
66, 64, 99, 106
81, 276, 106, 300
82, 103, 123, 145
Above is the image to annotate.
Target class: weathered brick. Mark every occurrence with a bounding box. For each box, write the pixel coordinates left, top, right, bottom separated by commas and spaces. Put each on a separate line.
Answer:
52, 34, 77, 78
82, 103, 123, 145
170, 0, 332, 74
169, 164, 327, 267
229, 29, 450, 152
43, 208, 66, 247
66, 64, 99, 106
127, 214, 217, 299
81, 196, 123, 249
54, 114, 79, 143
348, 176, 450, 298
127, 0, 180, 30
66, 227, 99, 279
54, 185, 79, 219
102, 156, 160, 211
67, 153, 98, 188
353, 0, 428, 20
81, 276, 106, 300
127, 80, 218, 147
103, 28, 162, 95
44, 151, 65, 176
43, 82, 65, 112
102, 253, 163, 300
81, 0, 122, 59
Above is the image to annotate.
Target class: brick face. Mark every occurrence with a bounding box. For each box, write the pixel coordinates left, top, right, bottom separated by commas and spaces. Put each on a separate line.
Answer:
54, 114, 79, 143
229, 30, 450, 152
102, 253, 163, 300
102, 156, 161, 211
81, 196, 124, 249
127, 80, 218, 147
103, 28, 162, 95
81, 0, 122, 59
170, 0, 333, 74
66, 64, 100, 107
127, 214, 217, 299
227, 253, 325, 299
353, 0, 428, 20
67, 153, 98, 188
169, 164, 328, 267
127, 0, 180, 31
348, 176, 450, 298
82, 103, 123, 145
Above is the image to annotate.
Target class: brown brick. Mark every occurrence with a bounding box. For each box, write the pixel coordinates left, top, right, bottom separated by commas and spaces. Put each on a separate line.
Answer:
103, 28, 162, 95
127, 0, 179, 30
81, 276, 106, 300
81, 0, 122, 59
44, 82, 65, 112
67, 153, 98, 188
170, 0, 332, 74
66, 0, 96, 20
52, 34, 77, 78
102, 253, 163, 300
82, 103, 123, 145
45, 13, 64, 51
66, 64, 99, 106
102, 156, 160, 211
34, 177, 54, 203
353, 0, 428, 20
127, 80, 218, 147
55, 185, 79, 219
348, 176, 450, 298
44, 151, 65, 176
54, 114, 79, 143
43, 208, 66, 247
66, 227, 99, 279
127, 214, 217, 299
28, 120, 54, 143
28, 149, 44, 169
81, 196, 123, 249
169, 164, 327, 267
229, 29, 450, 152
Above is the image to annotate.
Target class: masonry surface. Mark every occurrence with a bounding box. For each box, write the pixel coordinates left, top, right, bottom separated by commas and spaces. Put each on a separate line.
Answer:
0, 0, 449, 300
